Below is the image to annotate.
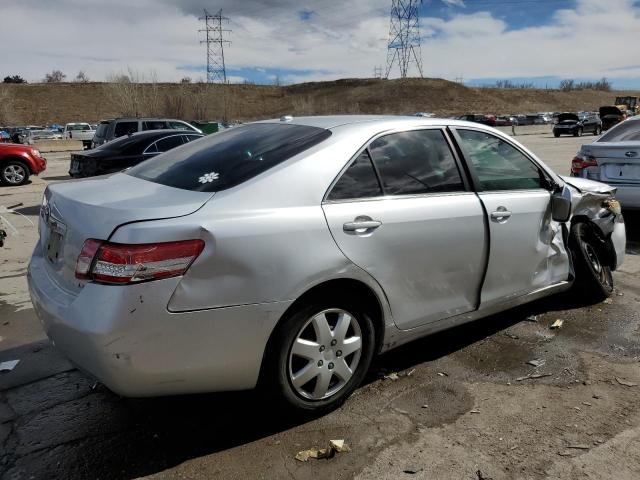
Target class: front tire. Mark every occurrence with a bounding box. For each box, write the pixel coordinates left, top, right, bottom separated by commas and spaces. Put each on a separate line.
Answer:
1, 160, 30, 186
574, 127, 583, 137
594, 125, 601, 136
267, 300, 375, 412
554, 131, 560, 138
569, 222, 613, 301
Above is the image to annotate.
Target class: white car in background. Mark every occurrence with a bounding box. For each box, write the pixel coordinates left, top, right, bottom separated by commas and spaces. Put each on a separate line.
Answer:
63, 123, 95, 149
572, 116, 640, 209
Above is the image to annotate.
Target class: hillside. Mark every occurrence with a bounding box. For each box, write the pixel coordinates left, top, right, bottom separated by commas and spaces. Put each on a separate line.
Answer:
2, 78, 638, 125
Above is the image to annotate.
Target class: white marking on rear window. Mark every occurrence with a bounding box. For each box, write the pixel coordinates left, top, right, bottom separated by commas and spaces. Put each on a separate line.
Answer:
198, 172, 220, 183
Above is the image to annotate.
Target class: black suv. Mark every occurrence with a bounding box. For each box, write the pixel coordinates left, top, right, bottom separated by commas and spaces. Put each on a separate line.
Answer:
553, 113, 602, 137
91, 118, 202, 148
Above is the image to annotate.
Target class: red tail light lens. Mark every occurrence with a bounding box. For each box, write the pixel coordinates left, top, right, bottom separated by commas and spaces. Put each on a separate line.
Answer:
75, 239, 204, 284
571, 154, 597, 175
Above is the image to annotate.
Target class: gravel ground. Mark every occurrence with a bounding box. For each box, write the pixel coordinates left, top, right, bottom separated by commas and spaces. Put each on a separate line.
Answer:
1, 130, 639, 480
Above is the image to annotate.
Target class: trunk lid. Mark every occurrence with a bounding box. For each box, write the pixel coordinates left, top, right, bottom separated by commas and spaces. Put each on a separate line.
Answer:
599, 106, 623, 118
39, 173, 214, 294
581, 142, 640, 184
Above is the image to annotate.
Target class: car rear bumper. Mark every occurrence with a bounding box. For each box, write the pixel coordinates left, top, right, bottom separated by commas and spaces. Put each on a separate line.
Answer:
613, 185, 640, 210
27, 244, 290, 397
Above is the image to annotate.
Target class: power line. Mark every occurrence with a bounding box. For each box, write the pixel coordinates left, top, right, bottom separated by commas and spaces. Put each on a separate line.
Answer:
385, 0, 424, 79
199, 9, 231, 83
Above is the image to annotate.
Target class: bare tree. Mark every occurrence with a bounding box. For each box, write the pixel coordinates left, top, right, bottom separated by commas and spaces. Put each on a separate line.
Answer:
180, 77, 192, 84
190, 85, 210, 121
75, 71, 90, 83
559, 79, 575, 92
273, 74, 281, 87
106, 67, 161, 117
43, 70, 66, 83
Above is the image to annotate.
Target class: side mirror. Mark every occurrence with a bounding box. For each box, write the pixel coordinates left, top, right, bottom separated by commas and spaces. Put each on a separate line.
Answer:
552, 184, 572, 222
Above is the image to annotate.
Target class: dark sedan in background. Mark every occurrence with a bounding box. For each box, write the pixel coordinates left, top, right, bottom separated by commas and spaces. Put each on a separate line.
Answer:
553, 112, 602, 137
69, 130, 204, 177
599, 106, 625, 131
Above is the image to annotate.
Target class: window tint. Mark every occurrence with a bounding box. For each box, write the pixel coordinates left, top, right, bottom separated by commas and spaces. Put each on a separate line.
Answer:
127, 123, 332, 192
114, 121, 138, 138
144, 142, 158, 154
598, 119, 640, 142
155, 135, 185, 152
368, 129, 464, 195
94, 122, 110, 138
456, 129, 544, 191
185, 134, 203, 142
143, 121, 167, 131
328, 150, 382, 200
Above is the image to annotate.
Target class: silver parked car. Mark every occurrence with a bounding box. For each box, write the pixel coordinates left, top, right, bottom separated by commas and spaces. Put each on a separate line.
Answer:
572, 116, 640, 209
28, 116, 625, 411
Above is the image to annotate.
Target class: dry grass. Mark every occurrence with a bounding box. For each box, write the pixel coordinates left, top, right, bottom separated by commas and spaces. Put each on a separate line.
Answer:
4, 78, 639, 125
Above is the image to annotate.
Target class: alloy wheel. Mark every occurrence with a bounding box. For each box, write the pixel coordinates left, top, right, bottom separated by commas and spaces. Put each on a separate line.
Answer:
582, 240, 612, 289
3, 164, 26, 184
288, 308, 363, 400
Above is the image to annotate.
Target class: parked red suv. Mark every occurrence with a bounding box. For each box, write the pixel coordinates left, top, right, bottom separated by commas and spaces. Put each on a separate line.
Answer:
0, 143, 47, 186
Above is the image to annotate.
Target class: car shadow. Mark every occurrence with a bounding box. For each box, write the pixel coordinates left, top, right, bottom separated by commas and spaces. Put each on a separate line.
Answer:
1, 290, 600, 479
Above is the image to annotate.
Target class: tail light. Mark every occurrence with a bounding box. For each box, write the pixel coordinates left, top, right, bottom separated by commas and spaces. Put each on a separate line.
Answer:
75, 239, 204, 284
571, 153, 597, 175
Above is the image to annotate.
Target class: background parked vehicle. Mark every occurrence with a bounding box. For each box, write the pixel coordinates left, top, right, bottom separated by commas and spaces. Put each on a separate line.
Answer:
553, 112, 601, 137
91, 118, 202, 148
63, 123, 95, 149
20, 129, 60, 145
69, 130, 204, 177
571, 116, 640, 210
615, 96, 639, 116
495, 115, 518, 126
0, 143, 47, 185
457, 114, 496, 127
600, 106, 625, 131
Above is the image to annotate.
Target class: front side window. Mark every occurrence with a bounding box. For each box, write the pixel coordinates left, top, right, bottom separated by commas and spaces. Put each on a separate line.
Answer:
456, 129, 545, 191
328, 150, 382, 201
128, 123, 331, 192
143, 121, 167, 131
169, 121, 193, 131
368, 129, 464, 195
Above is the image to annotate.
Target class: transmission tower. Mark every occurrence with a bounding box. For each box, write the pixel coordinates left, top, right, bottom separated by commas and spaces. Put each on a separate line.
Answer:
385, 0, 424, 79
199, 9, 231, 83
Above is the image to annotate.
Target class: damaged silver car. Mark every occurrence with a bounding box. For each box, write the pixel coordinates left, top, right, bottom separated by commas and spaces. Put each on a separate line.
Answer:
28, 116, 625, 412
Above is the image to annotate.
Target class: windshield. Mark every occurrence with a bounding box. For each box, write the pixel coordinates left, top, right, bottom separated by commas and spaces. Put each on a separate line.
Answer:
598, 120, 640, 142
94, 122, 110, 138
127, 123, 332, 192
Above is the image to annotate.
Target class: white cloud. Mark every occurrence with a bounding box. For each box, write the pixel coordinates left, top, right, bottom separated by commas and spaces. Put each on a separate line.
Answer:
0, 0, 639, 85
441, 0, 466, 7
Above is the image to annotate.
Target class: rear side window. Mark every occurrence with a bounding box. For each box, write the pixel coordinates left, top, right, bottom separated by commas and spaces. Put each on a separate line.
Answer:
598, 120, 640, 142
185, 134, 203, 142
368, 129, 464, 195
114, 121, 138, 138
127, 123, 332, 192
456, 129, 544, 191
156, 135, 185, 152
328, 150, 382, 200
94, 122, 110, 138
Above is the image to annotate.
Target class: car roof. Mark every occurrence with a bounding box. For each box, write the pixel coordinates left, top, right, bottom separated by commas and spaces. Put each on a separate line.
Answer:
99, 118, 191, 123
255, 114, 489, 131
113, 129, 201, 140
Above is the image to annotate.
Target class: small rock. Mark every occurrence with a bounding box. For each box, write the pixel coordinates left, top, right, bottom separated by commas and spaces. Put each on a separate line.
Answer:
403, 467, 423, 474
550, 319, 564, 330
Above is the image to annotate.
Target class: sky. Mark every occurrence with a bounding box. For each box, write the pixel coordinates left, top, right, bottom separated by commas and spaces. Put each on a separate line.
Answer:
2, 0, 640, 88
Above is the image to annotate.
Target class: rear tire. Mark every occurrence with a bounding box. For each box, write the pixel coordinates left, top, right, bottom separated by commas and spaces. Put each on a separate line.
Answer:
569, 222, 614, 302
554, 131, 560, 138
265, 299, 375, 412
594, 125, 601, 135
574, 127, 583, 137
1, 160, 30, 186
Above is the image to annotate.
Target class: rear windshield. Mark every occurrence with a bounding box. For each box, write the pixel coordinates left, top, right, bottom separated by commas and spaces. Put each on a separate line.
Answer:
598, 120, 640, 142
127, 123, 332, 192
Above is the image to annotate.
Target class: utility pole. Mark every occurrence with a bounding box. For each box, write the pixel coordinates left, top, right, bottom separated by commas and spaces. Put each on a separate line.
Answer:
373, 66, 383, 79
385, 0, 424, 79
199, 9, 231, 83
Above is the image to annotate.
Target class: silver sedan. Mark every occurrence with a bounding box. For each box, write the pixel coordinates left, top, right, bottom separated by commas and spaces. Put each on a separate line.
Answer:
28, 116, 626, 411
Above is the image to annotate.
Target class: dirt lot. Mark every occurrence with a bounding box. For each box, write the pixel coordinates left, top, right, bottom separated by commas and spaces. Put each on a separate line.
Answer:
1, 129, 639, 480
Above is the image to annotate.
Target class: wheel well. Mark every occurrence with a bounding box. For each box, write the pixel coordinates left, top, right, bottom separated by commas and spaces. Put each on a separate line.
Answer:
570, 216, 616, 268
258, 278, 386, 384
0, 156, 32, 174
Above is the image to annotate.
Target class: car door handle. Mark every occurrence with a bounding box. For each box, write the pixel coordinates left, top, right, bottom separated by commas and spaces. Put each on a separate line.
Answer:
343, 219, 382, 232
490, 209, 512, 221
